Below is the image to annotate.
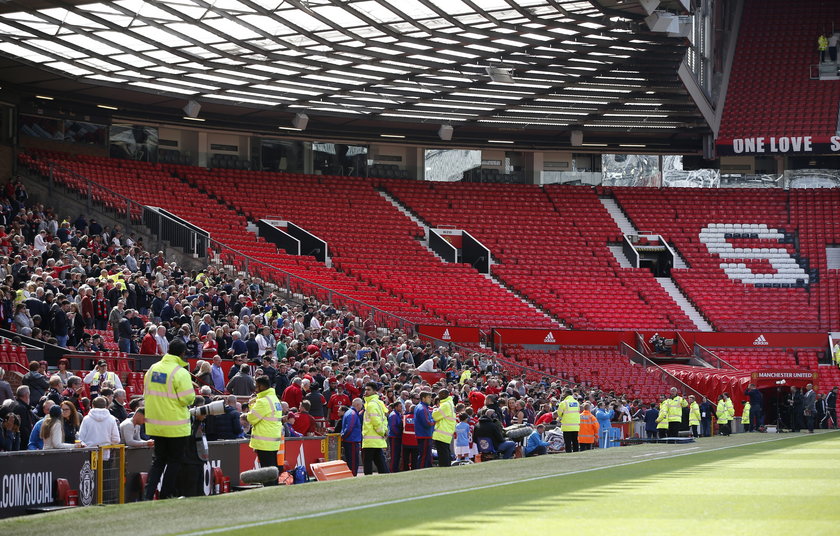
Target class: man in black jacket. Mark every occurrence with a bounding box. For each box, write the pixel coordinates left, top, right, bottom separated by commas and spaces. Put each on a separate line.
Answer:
22, 361, 49, 406
826, 386, 838, 429
473, 409, 516, 459
205, 396, 242, 440
13, 386, 36, 450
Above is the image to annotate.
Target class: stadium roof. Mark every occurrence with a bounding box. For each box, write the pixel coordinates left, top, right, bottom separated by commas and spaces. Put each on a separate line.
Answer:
0, 0, 708, 150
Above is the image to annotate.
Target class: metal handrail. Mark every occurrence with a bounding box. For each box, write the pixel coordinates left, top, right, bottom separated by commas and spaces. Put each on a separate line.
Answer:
620, 342, 705, 399
694, 343, 736, 370
25, 155, 419, 335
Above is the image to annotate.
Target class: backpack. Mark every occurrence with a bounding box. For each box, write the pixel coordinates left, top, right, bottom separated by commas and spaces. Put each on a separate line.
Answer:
292, 465, 308, 484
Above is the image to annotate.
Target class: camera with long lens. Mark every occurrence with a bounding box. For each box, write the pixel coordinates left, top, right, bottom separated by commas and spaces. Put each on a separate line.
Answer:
189, 399, 225, 418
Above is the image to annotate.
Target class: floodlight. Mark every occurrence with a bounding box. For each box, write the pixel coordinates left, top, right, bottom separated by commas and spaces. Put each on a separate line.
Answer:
485, 66, 514, 84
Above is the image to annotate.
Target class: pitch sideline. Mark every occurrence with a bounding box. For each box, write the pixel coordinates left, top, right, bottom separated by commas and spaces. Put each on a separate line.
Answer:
181, 430, 839, 536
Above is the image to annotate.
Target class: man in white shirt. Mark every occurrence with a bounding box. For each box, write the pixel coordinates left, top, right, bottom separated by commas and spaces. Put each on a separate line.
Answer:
79, 397, 121, 458
155, 325, 169, 355
417, 356, 439, 373
120, 408, 154, 447
33, 230, 49, 252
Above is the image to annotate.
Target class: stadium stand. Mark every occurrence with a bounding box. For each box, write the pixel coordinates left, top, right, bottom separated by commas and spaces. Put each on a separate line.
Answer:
718, 0, 840, 142
610, 187, 821, 331
163, 166, 556, 330
381, 179, 695, 331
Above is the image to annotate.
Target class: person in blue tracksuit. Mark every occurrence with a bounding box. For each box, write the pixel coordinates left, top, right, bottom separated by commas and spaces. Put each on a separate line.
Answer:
413, 392, 435, 468
644, 404, 659, 439
595, 402, 618, 448
387, 402, 403, 473
524, 424, 550, 456
341, 399, 362, 476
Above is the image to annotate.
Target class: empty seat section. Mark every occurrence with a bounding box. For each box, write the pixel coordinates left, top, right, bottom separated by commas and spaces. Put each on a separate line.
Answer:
381, 179, 693, 331
718, 0, 840, 143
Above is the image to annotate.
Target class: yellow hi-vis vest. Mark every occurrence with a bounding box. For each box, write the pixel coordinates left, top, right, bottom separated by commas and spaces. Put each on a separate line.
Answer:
143, 353, 195, 437
667, 395, 688, 422
716, 400, 731, 424
556, 395, 581, 431
689, 402, 700, 425
742, 402, 751, 425
248, 389, 283, 452
432, 396, 456, 443
362, 394, 388, 448
656, 401, 669, 429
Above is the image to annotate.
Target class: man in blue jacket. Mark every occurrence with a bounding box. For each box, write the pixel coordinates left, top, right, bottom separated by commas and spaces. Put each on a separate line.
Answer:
644, 403, 659, 439
699, 396, 714, 437
744, 384, 764, 431
413, 391, 435, 469
387, 402, 403, 473
524, 424, 550, 456
341, 399, 362, 476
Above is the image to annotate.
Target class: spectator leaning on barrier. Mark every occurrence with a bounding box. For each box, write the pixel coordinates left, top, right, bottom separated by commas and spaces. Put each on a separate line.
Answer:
78, 396, 120, 456
121, 408, 154, 447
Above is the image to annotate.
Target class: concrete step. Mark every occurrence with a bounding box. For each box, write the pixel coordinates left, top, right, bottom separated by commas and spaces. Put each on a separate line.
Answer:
656, 277, 714, 332
608, 245, 634, 268
600, 197, 637, 235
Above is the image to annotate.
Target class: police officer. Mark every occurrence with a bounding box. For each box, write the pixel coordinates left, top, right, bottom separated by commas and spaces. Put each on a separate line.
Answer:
666, 387, 688, 437
432, 388, 455, 467
246, 375, 283, 484
361, 382, 389, 475
144, 338, 196, 500
556, 388, 580, 452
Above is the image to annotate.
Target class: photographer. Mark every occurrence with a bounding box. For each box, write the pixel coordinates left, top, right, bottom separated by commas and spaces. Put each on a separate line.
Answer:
144, 338, 196, 500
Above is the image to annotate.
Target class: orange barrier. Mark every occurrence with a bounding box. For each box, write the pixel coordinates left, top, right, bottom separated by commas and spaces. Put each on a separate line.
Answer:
309, 460, 354, 482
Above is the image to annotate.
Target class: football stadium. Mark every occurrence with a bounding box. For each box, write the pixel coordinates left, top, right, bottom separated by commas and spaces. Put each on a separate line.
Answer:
0, 0, 839, 534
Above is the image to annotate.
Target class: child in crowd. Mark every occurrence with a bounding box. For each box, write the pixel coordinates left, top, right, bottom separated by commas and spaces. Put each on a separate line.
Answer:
453, 412, 471, 462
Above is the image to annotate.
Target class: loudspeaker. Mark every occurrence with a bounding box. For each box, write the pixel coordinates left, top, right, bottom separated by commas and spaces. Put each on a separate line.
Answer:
645, 12, 679, 33
438, 125, 453, 141
292, 113, 309, 131
639, 0, 660, 15
182, 99, 201, 118
570, 129, 583, 146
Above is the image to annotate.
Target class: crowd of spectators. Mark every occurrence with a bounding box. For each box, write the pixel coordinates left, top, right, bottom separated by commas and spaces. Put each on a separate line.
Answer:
0, 174, 655, 463
1, 176, 834, 476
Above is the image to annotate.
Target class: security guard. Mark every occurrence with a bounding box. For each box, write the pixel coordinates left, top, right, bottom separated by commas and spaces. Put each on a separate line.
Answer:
361, 382, 390, 475
742, 400, 752, 433
716, 393, 732, 436
688, 395, 701, 438
819, 34, 829, 62
246, 375, 284, 485
432, 388, 456, 467
144, 338, 196, 500
666, 387, 688, 437
556, 388, 581, 452
656, 394, 670, 438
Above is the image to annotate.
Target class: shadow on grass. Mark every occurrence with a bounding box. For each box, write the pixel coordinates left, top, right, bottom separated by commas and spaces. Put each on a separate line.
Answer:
270, 433, 835, 536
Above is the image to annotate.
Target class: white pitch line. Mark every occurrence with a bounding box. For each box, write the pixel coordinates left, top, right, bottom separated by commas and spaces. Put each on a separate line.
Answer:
180, 431, 839, 536
631, 450, 669, 458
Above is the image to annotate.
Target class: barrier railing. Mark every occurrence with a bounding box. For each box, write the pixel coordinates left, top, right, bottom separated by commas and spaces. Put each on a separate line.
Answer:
694, 343, 736, 369
95, 444, 125, 505
22, 154, 419, 336
620, 342, 705, 399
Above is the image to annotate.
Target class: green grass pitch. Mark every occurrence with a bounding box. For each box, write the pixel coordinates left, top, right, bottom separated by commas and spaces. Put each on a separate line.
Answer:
4, 431, 839, 536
